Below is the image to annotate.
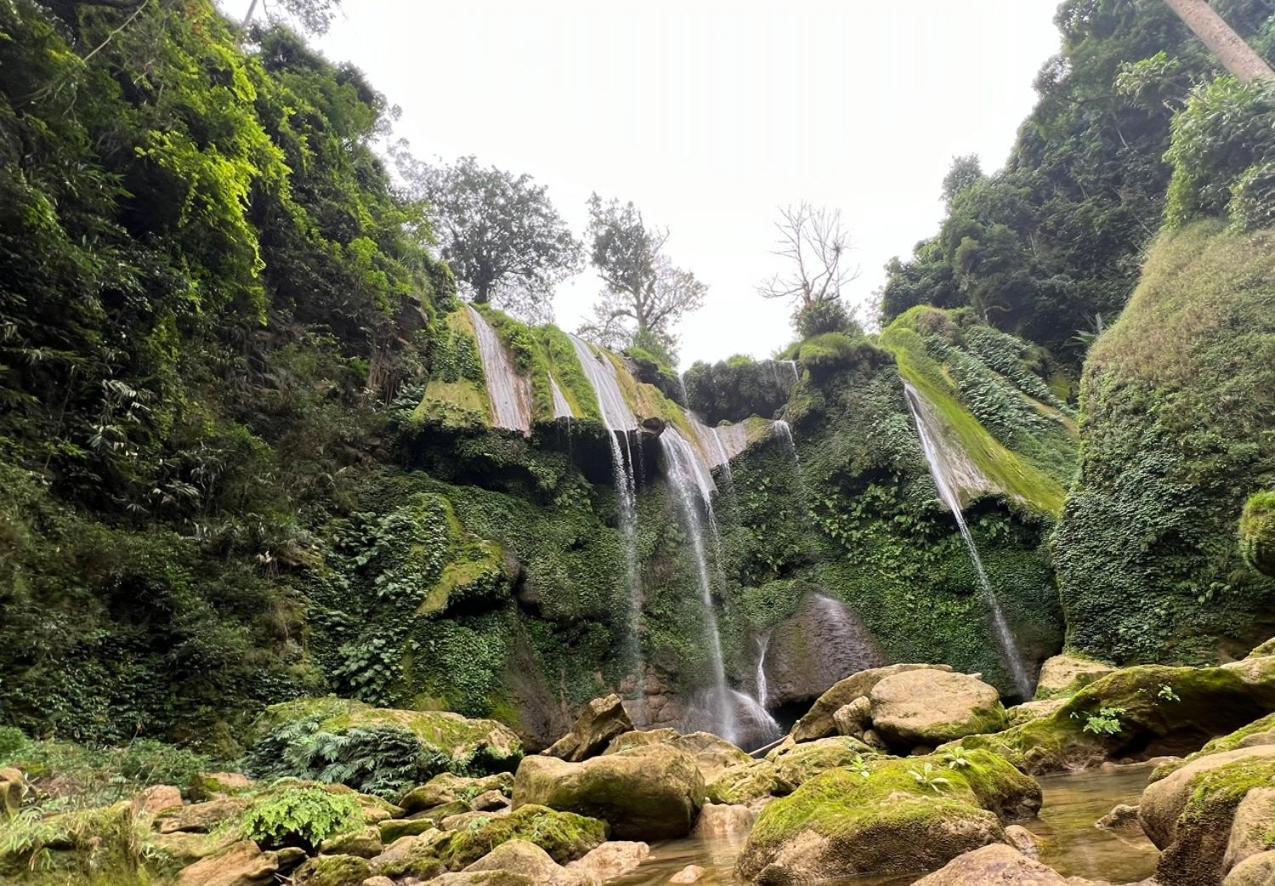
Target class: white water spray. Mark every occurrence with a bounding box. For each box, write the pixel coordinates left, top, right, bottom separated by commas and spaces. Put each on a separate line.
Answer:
570, 335, 644, 678
465, 305, 533, 434
902, 382, 1033, 698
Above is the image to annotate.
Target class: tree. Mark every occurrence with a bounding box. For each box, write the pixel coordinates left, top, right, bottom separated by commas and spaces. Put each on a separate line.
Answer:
242, 0, 341, 34
942, 155, 985, 206
758, 202, 859, 336
406, 156, 581, 324
1163, 0, 1274, 82
582, 195, 706, 359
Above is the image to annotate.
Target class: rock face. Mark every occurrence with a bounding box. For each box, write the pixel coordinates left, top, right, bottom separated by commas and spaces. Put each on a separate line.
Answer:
1034, 654, 1113, 699
869, 669, 1007, 750
546, 695, 633, 762
912, 843, 1073, 885
735, 749, 1040, 882
513, 744, 706, 840
759, 593, 887, 708
791, 663, 953, 742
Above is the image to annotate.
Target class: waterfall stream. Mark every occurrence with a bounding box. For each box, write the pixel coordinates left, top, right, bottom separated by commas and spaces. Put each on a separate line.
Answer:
903, 382, 1033, 698
465, 305, 533, 434
659, 428, 737, 743
570, 335, 644, 678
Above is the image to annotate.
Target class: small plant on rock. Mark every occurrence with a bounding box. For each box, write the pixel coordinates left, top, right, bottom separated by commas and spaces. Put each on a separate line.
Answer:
240, 786, 362, 852
1157, 684, 1181, 703
907, 762, 951, 793
1078, 707, 1126, 737
943, 747, 974, 770
847, 753, 872, 779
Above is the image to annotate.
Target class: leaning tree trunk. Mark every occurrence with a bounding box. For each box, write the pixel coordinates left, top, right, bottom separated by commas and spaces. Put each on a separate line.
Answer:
1163, 0, 1275, 83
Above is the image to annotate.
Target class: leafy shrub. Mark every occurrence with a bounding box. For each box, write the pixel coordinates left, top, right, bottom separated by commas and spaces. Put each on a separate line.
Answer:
683, 355, 793, 423
0, 738, 211, 808
1165, 78, 1275, 230
240, 785, 361, 852
1080, 707, 1126, 736
794, 298, 859, 339
1241, 491, 1275, 577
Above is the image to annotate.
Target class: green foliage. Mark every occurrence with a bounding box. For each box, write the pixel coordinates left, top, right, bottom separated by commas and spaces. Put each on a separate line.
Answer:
880, 1, 1275, 362
683, 355, 794, 424
907, 761, 953, 792
240, 785, 361, 851
1054, 223, 1275, 664
243, 721, 444, 800
794, 298, 859, 340
1165, 78, 1275, 231
1241, 491, 1275, 577
0, 736, 210, 811
1079, 707, 1126, 736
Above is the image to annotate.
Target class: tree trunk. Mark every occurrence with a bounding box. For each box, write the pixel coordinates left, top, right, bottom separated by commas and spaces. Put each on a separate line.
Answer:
1163, 0, 1275, 83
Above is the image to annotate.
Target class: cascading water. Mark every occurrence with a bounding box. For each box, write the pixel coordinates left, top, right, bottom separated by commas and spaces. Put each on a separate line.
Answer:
569, 335, 643, 677
465, 305, 533, 434
549, 376, 574, 419
903, 381, 1033, 698
659, 428, 737, 743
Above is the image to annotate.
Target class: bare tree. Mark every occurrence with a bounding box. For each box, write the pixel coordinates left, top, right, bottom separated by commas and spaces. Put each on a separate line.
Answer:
758, 202, 858, 312
242, 0, 341, 35
1163, 0, 1274, 83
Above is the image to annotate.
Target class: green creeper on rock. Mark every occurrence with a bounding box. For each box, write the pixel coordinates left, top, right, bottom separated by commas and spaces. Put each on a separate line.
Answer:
1241, 491, 1275, 577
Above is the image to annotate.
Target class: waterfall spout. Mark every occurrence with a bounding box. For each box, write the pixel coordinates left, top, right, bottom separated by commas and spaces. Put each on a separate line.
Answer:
570, 335, 643, 679
902, 382, 1033, 698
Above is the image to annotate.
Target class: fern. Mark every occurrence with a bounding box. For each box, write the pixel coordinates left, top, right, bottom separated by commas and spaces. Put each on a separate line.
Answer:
240, 786, 361, 852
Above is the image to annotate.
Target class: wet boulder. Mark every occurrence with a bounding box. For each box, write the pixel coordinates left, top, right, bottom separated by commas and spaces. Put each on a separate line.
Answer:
546, 694, 633, 762
869, 669, 1007, 751
431, 804, 607, 870
791, 663, 952, 742
912, 843, 1080, 885
734, 749, 1040, 882
514, 744, 705, 840
565, 840, 650, 882
462, 839, 593, 886
1034, 654, 1114, 699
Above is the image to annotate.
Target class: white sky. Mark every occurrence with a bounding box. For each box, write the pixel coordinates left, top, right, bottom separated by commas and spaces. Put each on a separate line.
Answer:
222, 1, 1062, 368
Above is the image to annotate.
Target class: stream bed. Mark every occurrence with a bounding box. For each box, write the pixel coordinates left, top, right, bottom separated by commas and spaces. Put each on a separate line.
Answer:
614, 762, 1160, 885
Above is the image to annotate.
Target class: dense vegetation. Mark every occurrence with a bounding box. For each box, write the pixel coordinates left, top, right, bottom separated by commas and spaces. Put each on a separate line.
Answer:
880, 0, 1275, 364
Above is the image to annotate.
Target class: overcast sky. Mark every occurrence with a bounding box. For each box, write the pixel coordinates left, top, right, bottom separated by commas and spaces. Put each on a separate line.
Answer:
222, 1, 1062, 368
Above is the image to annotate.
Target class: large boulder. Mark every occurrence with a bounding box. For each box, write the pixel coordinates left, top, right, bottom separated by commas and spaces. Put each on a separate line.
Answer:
957, 659, 1275, 774
399, 772, 513, 814
1227, 850, 1275, 886
791, 663, 953, 742
705, 759, 779, 805
514, 744, 705, 840
293, 853, 372, 885
869, 669, 1007, 751
768, 736, 877, 793
431, 804, 607, 871
177, 840, 279, 886
1034, 654, 1113, 699
1223, 787, 1275, 873
546, 695, 633, 763
604, 729, 751, 785
912, 844, 1078, 885
566, 841, 650, 882
247, 697, 522, 777
462, 839, 592, 886
735, 749, 1040, 882
759, 593, 887, 708
1140, 746, 1275, 885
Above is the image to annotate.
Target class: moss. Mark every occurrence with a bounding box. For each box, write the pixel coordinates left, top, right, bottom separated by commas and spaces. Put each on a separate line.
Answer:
1154, 712, 1275, 780
959, 660, 1275, 774
295, 854, 373, 885
1241, 491, 1275, 577
880, 307, 1075, 516
0, 802, 152, 885
415, 310, 491, 429
1054, 223, 1275, 665
432, 804, 607, 870
537, 325, 601, 422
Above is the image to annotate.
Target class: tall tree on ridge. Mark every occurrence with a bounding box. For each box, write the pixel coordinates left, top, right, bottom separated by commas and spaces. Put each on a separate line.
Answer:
1162, 0, 1274, 82
405, 155, 582, 324
759, 202, 860, 338
582, 194, 706, 361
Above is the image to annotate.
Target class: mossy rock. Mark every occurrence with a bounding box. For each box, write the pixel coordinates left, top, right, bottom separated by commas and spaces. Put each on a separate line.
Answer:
705, 760, 780, 805
791, 664, 952, 743
1034, 653, 1114, 699
432, 804, 607, 870
957, 660, 1275, 774
248, 697, 522, 772
735, 749, 1040, 882
769, 737, 877, 794
513, 744, 705, 840
399, 772, 513, 813
1241, 491, 1275, 578
867, 669, 1007, 751
1140, 747, 1275, 886
294, 853, 373, 885
0, 802, 149, 884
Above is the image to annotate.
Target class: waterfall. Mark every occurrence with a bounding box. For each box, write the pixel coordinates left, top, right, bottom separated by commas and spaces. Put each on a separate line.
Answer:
569, 335, 643, 678
659, 427, 737, 743
549, 376, 574, 419
465, 305, 533, 434
902, 382, 1033, 698
755, 632, 770, 708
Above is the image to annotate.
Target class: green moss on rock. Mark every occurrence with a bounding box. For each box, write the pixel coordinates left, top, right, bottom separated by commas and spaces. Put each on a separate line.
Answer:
1241, 491, 1275, 578
432, 804, 607, 870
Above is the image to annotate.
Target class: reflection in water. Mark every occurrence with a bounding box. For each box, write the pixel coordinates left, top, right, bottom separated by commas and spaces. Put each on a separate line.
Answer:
613, 764, 1159, 885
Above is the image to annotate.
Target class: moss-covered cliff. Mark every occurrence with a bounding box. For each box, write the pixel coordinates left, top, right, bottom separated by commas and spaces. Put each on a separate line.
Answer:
1054, 222, 1275, 665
